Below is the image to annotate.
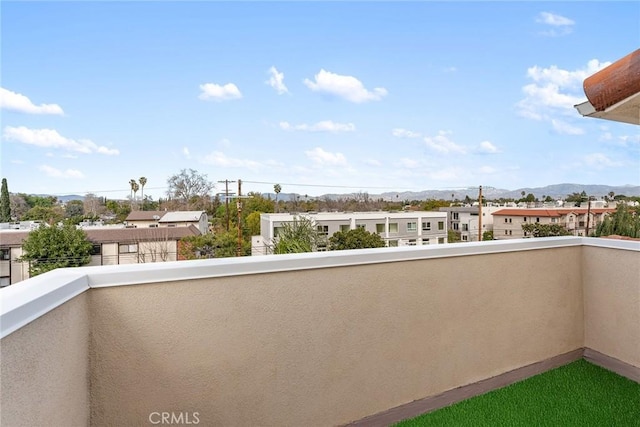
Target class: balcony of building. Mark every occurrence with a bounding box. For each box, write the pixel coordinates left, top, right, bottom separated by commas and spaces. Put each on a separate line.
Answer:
1, 237, 638, 426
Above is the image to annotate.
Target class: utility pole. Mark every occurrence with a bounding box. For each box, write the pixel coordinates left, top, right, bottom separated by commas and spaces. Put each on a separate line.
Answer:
236, 179, 242, 257
218, 180, 236, 231
585, 196, 592, 236
478, 186, 483, 242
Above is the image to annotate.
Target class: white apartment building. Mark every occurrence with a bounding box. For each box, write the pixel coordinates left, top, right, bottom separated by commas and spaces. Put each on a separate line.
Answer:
253, 211, 448, 255
438, 205, 502, 242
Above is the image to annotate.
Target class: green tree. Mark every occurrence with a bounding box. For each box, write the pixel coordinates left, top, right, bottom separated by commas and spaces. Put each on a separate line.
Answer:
274, 184, 282, 213
1, 178, 10, 222
65, 200, 85, 221
245, 211, 262, 237
179, 229, 249, 259
23, 205, 64, 224
522, 223, 572, 238
447, 229, 461, 243
19, 223, 93, 276
272, 216, 323, 254
328, 227, 385, 251
594, 204, 640, 238
482, 230, 494, 241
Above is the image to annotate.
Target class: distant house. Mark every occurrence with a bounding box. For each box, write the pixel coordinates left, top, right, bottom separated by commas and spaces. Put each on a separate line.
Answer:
125, 210, 209, 235
0, 225, 201, 287
492, 208, 616, 240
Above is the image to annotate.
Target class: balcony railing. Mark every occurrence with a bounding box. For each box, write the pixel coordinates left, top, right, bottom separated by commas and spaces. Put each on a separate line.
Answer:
1, 237, 638, 426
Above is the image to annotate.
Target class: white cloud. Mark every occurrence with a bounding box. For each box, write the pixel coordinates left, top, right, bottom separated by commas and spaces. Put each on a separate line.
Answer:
423, 131, 466, 154
3, 126, 119, 155
38, 165, 84, 179
182, 147, 191, 158
305, 147, 348, 166
583, 153, 623, 169
363, 158, 382, 167
279, 120, 355, 133
535, 12, 575, 36
397, 158, 421, 169
517, 60, 610, 121
392, 128, 421, 138
198, 83, 242, 101
266, 66, 288, 94
551, 119, 584, 135
201, 151, 262, 170
0, 87, 64, 115
303, 69, 387, 103
477, 141, 500, 154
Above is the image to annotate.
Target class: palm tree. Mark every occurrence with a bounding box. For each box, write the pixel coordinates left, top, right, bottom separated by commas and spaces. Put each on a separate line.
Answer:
274, 184, 281, 213
129, 179, 137, 207
132, 182, 140, 210
139, 177, 147, 210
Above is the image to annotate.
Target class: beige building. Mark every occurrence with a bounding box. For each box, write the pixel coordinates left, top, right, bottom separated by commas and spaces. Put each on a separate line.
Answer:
493, 208, 615, 240
0, 225, 200, 286
124, 210, 209, 234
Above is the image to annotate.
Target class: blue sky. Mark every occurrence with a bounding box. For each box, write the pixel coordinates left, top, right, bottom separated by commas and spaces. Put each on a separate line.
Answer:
1, 1, 639, 200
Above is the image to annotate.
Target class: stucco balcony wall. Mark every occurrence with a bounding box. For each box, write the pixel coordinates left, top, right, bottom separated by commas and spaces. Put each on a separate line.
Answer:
0, 237, 638, 426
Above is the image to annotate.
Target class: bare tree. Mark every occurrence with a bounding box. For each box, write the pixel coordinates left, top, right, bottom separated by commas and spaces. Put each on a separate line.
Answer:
166, 169, 215, 209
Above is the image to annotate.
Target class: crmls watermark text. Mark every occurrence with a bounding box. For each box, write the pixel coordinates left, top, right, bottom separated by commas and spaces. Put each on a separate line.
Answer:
148, 411, 200, 425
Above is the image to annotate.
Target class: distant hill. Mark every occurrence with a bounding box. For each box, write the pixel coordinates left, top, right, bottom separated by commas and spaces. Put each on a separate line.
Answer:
26, 184, 640, 204
264, 184, 640, 201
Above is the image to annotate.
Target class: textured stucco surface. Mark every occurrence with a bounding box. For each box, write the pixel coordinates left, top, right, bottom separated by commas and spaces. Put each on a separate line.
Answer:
89, 247, 584, 426
0, 292, 90, 427
583, 246, 640, 368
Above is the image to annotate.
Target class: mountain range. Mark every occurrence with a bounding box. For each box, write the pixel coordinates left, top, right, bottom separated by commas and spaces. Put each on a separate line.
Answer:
46, 183, 640, 203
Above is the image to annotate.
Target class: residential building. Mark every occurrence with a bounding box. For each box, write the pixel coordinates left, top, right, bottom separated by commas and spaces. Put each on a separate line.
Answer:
124, 210, 209, 234
0, 225, 201, 286
253, 211, 448, 255
492, 207, 616, 240
439, 205, 502, 242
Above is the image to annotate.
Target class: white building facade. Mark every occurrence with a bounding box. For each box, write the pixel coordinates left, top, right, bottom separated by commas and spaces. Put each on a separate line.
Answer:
253, 211, 448, 255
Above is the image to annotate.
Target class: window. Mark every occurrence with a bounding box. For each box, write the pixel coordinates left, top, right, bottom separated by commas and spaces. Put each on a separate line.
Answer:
0, 248, 10, 261
356, 224, 366, 230
509, 230, 513, 235
509, 218, 512, 223
168, 224, 177, 227
0, 277, 10, 287
438, 221, 444, 230
524, 217, 527, 222
536, 217, 540, 223
438, 237, 445, 244
462, 235, 468, 241
407, 239, 417, 246
388, 240, 398, 247
422, 238, 429, 245
504, 218, 508, 223
452, 223, 459, 230
340, 224, 350, 232
119, 244, 138, 254
407, 222, 417, 232
461, 224, 468, 231
90, 245, 101, 256
317, 225, 329, 236
376, 223, 385, 233
422, 222, 431, 231
149, 224, 158, 228
274, 226, 283, 237
388, 223, 398, 233
551, 218, 557, 223
505, 230, 508, 235
453, 212, 459, 220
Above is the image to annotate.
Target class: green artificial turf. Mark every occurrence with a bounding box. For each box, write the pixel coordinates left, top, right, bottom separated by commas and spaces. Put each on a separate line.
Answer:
394, 359, 640, 427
